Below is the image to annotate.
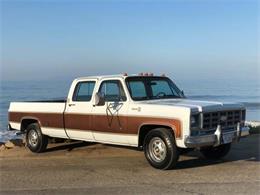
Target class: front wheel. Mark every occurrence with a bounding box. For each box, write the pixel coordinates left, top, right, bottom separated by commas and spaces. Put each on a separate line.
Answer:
200, 143, 231, 160
144, 128, 179, 170
26, 123, 48, 153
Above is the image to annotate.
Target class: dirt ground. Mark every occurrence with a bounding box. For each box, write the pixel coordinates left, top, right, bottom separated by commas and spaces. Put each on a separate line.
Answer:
0, 135, 259, 195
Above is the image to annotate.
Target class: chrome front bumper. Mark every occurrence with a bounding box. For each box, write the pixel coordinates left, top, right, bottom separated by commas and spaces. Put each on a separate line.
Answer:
184, 124, 250, 148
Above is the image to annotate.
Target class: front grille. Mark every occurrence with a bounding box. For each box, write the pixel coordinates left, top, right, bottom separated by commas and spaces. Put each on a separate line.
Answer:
203, 110, 245, 130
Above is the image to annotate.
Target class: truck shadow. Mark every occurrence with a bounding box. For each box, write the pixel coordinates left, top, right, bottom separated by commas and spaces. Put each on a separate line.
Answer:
175, 135, 260, 170
44, 141, 96, 153
42, 135, 259, 170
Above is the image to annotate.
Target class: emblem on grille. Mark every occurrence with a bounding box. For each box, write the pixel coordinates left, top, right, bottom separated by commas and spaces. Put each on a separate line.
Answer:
220, 115, 227, 122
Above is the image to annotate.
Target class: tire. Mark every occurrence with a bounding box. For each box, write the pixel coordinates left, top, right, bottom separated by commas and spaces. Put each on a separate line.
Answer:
144, 128, 179, 170
26, 123, 48, 153
200, 143, 231, 160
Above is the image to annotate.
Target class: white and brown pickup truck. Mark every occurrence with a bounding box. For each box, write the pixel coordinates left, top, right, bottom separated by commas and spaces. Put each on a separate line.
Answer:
8, 74, 249, 169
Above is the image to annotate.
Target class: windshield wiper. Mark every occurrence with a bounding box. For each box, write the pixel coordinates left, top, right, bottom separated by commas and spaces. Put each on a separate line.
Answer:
150, 95, 180, 100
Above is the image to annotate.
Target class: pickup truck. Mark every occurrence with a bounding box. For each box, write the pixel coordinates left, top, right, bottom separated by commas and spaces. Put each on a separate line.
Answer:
8, 74, 249, 169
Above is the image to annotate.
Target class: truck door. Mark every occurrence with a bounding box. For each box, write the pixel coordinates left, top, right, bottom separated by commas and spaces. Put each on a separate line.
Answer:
92, 79, 130, 145
64, 80, 96, 141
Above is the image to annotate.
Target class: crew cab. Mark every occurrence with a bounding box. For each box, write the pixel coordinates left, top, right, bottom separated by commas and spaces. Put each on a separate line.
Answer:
8, 74, 249, 169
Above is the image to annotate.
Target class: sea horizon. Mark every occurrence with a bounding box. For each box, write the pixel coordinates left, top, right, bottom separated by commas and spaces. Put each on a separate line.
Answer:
1, 76, 259, 131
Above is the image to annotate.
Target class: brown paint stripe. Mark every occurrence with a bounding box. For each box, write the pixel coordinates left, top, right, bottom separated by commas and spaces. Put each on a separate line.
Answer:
9, 112, 181, 137
9, 112, 64, 129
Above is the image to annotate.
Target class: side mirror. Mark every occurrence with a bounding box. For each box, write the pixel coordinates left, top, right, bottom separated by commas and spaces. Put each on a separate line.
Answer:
94, 92, 105, 106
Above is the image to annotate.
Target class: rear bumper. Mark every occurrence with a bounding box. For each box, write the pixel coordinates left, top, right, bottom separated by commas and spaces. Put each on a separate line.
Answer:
184, 124, 250, 148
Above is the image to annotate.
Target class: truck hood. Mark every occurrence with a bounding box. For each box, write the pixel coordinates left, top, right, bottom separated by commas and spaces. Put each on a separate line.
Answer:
139, 98, 244, 113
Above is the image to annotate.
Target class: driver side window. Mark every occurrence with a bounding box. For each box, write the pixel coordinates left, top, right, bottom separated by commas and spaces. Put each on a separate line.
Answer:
151, 80, 173, 96
99, 80, 127, 102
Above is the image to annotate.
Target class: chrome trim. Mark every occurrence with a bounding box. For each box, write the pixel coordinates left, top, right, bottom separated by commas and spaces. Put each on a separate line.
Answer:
185, 123, 249, 148
148, 137, 167, 163
200, 113, 204, 129
240, 126, 250, 137
236, 122, 241, 142
214, 125, 222, 146
202, 110, 243, 130
185, 134, 216, 148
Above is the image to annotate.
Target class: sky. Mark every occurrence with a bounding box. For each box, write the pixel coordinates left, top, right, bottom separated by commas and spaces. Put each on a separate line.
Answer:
0, 0, 259, 82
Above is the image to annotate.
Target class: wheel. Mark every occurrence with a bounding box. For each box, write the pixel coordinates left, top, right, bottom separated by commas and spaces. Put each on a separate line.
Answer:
144, 128, 179, 170
26, 123, 48, 153
200, 143, 231, 160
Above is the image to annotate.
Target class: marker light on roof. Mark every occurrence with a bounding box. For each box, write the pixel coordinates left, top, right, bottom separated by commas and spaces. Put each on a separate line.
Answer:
139, 73, 144, 76
123, 73, 128, 76
161, 74, 166, 77
144, 72, 149, 76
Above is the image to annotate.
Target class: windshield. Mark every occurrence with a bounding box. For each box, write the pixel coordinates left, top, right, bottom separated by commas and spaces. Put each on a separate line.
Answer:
125, 76, 184, 101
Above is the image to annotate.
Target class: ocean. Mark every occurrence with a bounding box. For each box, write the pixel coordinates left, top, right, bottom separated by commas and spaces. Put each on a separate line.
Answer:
0, 78, 259, 136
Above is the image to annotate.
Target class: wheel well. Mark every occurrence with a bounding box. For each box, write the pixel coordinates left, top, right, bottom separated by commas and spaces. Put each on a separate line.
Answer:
138, 125, 175, 148
21, 119, 39, 132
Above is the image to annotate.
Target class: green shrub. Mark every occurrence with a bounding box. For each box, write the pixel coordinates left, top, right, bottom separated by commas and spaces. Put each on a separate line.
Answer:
249, 126, 260, 134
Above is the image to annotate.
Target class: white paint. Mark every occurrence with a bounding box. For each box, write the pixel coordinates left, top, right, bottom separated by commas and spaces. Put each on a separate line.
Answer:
9, 102, 65, 113
93, 131, 138, 146
10, 122, 20, 130
41, 127, 68, 139
65, 129, 94, 141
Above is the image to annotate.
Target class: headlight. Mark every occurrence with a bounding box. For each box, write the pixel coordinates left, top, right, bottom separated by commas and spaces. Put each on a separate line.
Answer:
190, 114, 200, 128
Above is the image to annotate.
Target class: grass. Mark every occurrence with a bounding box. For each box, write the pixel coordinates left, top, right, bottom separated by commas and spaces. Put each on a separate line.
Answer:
249, 126, 260, 135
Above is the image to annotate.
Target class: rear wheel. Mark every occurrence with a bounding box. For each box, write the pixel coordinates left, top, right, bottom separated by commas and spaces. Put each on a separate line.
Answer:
200, 143, 231, 160
26, 123, 48, 153
144, 128, 179, 170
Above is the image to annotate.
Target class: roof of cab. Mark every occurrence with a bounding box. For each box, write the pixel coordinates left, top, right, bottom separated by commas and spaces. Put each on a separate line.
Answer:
75, 73, 164, 81
75, 74, 127, 81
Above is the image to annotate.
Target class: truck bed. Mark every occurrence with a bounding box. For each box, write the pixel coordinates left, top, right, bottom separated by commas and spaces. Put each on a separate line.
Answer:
25, 99, 66, 103
8, 101, 66, 132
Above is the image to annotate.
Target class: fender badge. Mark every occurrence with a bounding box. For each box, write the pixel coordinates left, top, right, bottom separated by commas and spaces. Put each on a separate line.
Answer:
132, 107, 141, 112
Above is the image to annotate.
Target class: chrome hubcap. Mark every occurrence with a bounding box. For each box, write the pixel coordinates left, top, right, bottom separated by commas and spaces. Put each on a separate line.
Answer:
28, 130, 38, 147
148, 137, 167, 163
